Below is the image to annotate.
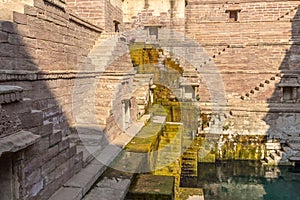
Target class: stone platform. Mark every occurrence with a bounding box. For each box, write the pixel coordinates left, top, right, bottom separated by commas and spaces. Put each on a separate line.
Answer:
125, 174, 175, 200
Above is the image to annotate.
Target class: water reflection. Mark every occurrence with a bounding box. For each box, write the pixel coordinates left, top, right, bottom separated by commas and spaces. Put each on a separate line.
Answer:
181, 161, 300, 200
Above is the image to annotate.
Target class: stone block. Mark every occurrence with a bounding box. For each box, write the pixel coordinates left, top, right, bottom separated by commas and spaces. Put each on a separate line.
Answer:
0, 43, 18, 57
29, 122, 53, 137
44, 160, 70, 185
265, 142, 281, 150
24, 5, 38, 16
24, 157, 42, 175
13, 12, 28, 25
0, 31, 8, 43
126, 174, 175, 200
55, 149, 70, 167
37, 136, 50, 152
58, 137, 70, 152
43, 144, 59, 162
50, 130, 62, 147
1, 21, 16, 33
38, 175, 64, 200
72, 153, 83, 174
42, 158, 57, 177
69, 143, 77, 157
19, 110, 44, 129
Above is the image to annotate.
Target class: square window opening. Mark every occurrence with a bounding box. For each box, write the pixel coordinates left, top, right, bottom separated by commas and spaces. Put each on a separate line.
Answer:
229, 10, 238, 22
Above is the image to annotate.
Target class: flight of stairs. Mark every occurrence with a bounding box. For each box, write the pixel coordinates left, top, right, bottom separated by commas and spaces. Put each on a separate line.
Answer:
263, 139, 292, 165
153, 123, 182, 176
240, 73, 281, 100
180, 142, 198, 177
70, 32, 134, 166
277, 5, 299, 21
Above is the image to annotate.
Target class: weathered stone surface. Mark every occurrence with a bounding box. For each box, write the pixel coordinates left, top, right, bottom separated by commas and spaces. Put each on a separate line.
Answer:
49, 130, 62, 147
48, 187, 82, 200
126, 174, 175, 199
0, 130, 40, 156
64, 162, 107, 195
19, 110, 43, 129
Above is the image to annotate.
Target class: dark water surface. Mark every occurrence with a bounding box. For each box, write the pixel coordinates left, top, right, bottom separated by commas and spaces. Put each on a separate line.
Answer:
181, 161, 300, 200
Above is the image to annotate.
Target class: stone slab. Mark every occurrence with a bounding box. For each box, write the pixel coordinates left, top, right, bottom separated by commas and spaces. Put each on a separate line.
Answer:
0, 130, 40, 156
126, 174, 174, 199
48, 187, 82, 200
64, 162, 107, 195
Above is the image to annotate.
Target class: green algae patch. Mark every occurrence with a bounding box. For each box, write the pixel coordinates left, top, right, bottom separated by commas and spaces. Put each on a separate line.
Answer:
198, 147, 216, 163
126, 174, 175, 200
125, 122, 163, 153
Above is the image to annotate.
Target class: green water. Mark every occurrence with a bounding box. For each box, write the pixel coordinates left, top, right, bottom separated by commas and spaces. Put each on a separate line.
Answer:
180, 161, 300, 200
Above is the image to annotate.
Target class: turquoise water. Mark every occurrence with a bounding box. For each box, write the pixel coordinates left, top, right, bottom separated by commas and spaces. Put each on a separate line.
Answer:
181, 161, 300, 200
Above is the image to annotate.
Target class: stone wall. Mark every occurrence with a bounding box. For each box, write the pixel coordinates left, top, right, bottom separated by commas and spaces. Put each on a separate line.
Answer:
0, 0, 105, 199
185, 0, 298, 99
183, 0, 300, 141
122, 0, 185, 32
65, 0, 123, 32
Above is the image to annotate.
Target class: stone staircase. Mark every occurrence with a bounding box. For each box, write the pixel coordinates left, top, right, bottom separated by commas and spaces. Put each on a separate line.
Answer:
71, 32, 134, 166
285, 137, 300, 163
88, 32, 129, 73
153, 123, 182, 176
240, 73, 281, 101
180, 141, 198, 177
277, 5, 299, 21
263, 139, 292, 165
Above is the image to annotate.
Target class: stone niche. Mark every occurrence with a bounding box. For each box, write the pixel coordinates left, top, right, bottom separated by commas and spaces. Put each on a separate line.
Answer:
180, 81, 199, 101
278, 75, 300, 103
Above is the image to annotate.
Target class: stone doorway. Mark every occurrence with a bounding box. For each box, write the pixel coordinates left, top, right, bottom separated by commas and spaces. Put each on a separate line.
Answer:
0, 153, 17, 200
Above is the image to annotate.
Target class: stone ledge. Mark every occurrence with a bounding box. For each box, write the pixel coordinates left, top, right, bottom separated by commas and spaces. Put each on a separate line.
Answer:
0, 85, 23, 104
0, 70, 100, 81
0, 130, 40, 156
47, 187, 82, 200
44, 0, 65, 10
69, 13, 103, 33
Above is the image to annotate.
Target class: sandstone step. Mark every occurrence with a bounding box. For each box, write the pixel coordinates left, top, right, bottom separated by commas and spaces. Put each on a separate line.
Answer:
264, 156, 276, 165
276, 149, 288, 159
270, 152, 281, 162
265, 142, 281, 150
